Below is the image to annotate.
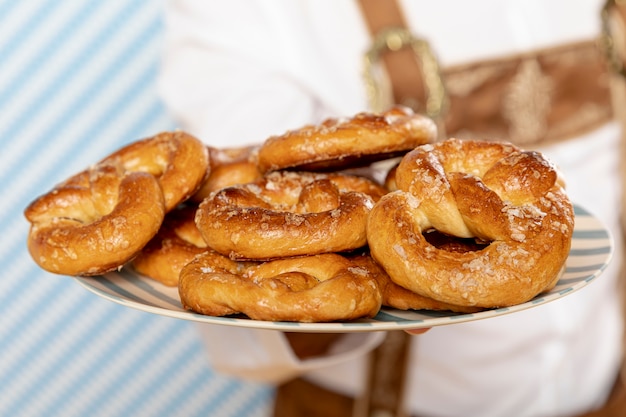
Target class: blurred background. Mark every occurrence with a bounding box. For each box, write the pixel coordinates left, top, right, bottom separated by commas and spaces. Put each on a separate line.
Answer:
0, 1, 273, 416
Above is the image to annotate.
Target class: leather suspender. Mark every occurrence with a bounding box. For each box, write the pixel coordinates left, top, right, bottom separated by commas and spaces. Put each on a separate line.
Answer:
355, 5, 415, 417
353, 330, 413, 417
602, 0, 626, 398
357, 0, 426, 111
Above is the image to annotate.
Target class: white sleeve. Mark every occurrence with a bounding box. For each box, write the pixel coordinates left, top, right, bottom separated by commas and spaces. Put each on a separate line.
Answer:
158, 0, 334, 148
194, 324, 386, 384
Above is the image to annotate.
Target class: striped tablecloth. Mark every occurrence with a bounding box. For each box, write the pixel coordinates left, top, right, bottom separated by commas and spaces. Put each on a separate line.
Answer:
0, 1, 273, 416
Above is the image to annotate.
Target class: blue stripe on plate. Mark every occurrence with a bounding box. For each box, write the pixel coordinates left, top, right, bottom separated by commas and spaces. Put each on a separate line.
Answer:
449, 313, 475, 320
558, 277, 597, 286
374, 310, 420, 322
118, 268, 182, 307
565, 263, 610, 273
568, 246, 612, 256
342, 321, 375, 328
95, 275, 157, 305
573, 205, 590, 216
572, 229, 610, 239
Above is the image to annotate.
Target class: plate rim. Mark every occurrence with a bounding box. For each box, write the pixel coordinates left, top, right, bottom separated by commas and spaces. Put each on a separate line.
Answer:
73, 203, 614, 333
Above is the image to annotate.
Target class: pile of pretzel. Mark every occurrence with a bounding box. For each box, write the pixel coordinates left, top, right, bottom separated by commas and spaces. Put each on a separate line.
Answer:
24, 106, 574, 323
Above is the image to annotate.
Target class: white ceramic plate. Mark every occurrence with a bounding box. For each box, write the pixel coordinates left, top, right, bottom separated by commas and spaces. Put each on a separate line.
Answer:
74, 204, 613, 332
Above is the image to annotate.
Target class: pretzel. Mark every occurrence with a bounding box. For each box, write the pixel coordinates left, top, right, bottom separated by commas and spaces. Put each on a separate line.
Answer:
257, 106, 437, 173
132, 205, 207, 286
195, 171, 386, 260
191, 145, 261, 202
24, 163, 165, 276
100, 131, 209, 211
179, 252, 382, 322
367, 138, 574, 308
384, 163, 399, 192
348, 253, 482, 313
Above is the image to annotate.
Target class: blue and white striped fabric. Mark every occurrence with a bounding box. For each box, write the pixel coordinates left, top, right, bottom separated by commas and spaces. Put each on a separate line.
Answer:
0, 1, 273, 416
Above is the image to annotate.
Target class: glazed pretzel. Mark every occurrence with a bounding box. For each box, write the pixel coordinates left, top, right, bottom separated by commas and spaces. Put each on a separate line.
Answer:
195, 171, 386, 260
367, 138, 574, 308
100, 131, 209, 211
133, 205, 207, 286
191, 145, 261, 203
257, 106, 437, 172
25, 163, 165, 276
179, 252, 382, 322
349, 253, 481, 313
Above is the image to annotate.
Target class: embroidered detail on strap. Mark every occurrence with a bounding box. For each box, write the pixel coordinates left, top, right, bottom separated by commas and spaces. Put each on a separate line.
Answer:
502, 59, 552, 144
443, 40, 613, 146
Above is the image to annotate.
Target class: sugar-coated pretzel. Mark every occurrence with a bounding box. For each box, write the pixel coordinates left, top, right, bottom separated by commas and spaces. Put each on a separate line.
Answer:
367, 138, 574, 308
24, 163, 165, 276
179, 252, 382, 322
133, 205, 207, 286
257, 106, 437, 173
195, 171, 386, 260
100, 131, 209, 211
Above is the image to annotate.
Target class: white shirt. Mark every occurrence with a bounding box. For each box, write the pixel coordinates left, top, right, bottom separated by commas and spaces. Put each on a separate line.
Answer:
159, 1, 624, 416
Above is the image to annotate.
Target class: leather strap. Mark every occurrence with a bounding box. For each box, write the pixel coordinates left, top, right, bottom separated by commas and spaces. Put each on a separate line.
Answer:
357, 0, 426, 112
355, 3, 428, 416
355, 3, 431, 416
443, 39, 611, 145
357, 0, 613, 147
601, 1, 626, 406
353, 331, 413, 417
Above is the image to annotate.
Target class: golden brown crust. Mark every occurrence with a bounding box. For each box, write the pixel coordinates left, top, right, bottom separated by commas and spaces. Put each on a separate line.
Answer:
348, 253, 482, 313
257, 106, 437, 173
23, 111, 577, 322
191, 145, 262, 202
195, 171, 384, 260
132, 205, 207, 286
383, 163, 399, 192
25, 164, 165, 276
367, 138, 574, 308
179, 252, 382, 322
100, 131, 209, 211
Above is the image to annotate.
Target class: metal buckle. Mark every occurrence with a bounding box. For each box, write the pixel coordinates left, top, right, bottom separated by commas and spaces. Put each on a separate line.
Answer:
601, 0, 626, 77
363, 26, 448, 122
